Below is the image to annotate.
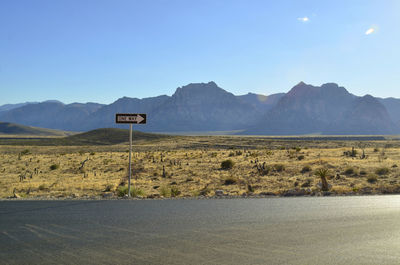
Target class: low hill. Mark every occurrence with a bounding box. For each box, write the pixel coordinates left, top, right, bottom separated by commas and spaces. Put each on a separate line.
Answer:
0, 122, 72, 136
0, 128, 171, 145
61, 128, 170, 145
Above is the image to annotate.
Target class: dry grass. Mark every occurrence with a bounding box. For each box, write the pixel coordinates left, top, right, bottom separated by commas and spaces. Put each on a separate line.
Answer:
1, 136, 400, 198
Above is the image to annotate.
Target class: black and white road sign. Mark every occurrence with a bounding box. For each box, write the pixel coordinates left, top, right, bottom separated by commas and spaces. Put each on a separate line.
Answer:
115, 113, 147, 124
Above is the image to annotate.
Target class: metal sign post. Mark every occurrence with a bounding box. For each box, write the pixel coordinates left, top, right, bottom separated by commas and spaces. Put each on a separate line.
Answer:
116, 113, 147, 197
128, 124, 132, 197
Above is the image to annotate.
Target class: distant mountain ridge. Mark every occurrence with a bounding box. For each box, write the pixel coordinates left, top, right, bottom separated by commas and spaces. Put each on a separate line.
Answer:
0, 122, 72, 136
1, 81, 400, 135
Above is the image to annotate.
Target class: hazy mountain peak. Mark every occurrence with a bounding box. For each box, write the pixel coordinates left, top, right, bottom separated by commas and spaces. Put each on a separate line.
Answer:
287, 82, 316, 97
172, 81, 228, 98
361, 94, 375, 100
321, 82, 339, 88
242, 92, 268, 102
43, 100, 64, 105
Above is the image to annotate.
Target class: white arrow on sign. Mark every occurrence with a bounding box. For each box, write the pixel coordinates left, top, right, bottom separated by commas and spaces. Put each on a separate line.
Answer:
136, 115, 144, 123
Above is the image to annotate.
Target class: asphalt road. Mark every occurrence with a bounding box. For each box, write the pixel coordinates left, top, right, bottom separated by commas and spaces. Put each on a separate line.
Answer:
1, 196, 400, 265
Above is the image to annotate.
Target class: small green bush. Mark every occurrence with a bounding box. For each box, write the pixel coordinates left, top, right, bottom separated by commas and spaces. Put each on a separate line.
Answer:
221, 159, 234, 170
160, 185, 171, 197
297, 155, 305, 161
375, 167, 390, 175
130, 187, 145, 197
50, 164, 59, 170
170, 186, 181, 197
117, 186, 128, 197
117, 186, 144, 197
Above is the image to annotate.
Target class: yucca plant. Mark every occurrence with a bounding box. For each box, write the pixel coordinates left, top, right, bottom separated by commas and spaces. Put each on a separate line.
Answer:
315, 168, 330, 191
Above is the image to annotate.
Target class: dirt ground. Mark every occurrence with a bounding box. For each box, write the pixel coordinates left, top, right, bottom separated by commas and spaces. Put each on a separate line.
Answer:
1, 136, 400, 198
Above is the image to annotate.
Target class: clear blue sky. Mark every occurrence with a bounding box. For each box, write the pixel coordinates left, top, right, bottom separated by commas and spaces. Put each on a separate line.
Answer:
1, 0, 399, 105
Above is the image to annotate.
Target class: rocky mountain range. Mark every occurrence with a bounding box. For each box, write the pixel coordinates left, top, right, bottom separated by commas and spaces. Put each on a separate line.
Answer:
1, 81, 400, 135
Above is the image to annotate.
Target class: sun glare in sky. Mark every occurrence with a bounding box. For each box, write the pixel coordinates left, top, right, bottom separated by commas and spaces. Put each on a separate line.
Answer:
365, 28, 375, 35
297, 17, 309, 22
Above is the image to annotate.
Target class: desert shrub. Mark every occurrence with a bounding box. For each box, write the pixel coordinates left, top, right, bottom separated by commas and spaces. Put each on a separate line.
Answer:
247, 184, 255, 193
367, 175, 378, 183
117, 186, 144, 197
20, 149, 31, 156
301, 178, 313, 187
38, 184, 48, 190
117, 186, 129, 197
344, 167, 357, 176
90, 152, 96, 156
236, 150, 243, 156
295, 147, 301, 152
160, 185, 171, 197
250, 152, 259, 157
273, 164, 285, 172
258, 165, 271, 176
223, 176, 238, 185
359, 170, 368, 176
130, 187, 145, 197
50, 164, 59, 170
297, 155, 305, 161
104, 184, 114, 192
300, 165, 312, 173
373, 148, 379, 152
375, 167, 390, 175
221, 159, 234, 170
191, 190, 201, 197
228, 152, 235, 157
170, 186, 181, 197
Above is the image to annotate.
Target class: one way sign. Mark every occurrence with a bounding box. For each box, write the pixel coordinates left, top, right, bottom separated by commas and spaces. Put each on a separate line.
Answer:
115, 113, 147, 124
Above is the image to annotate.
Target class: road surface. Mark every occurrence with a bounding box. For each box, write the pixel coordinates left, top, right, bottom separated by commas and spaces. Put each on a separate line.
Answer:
1, 196, 400, 264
